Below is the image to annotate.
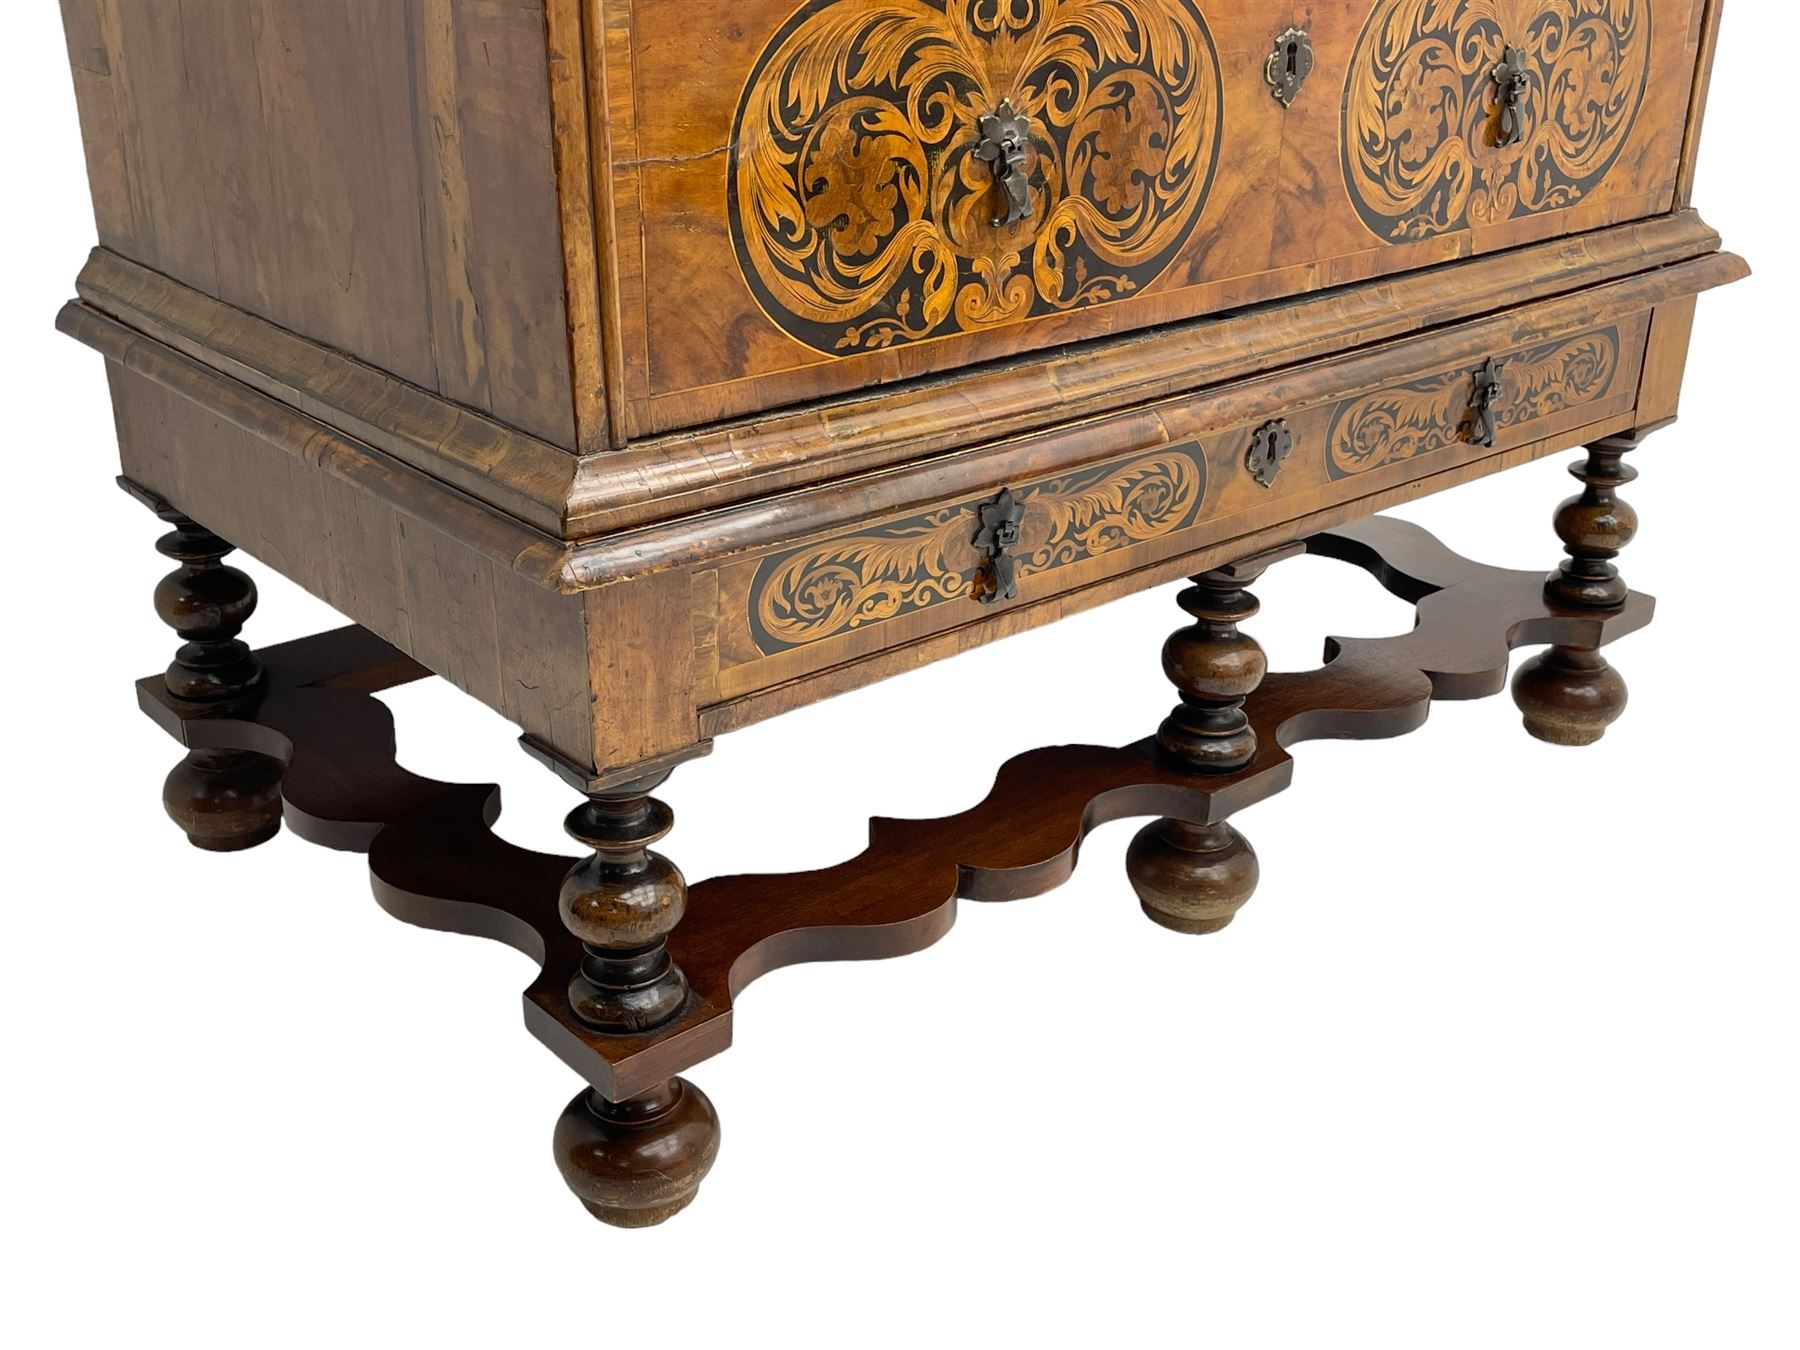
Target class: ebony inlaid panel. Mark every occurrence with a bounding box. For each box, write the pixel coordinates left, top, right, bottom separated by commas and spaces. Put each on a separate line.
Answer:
749, 445, 1208, 653
729, 0, 1224, 353
1326, 326, 1623, 479
710, 303, 1652, 700
1344, 0, 1653, 240
610, 0, 1710, 433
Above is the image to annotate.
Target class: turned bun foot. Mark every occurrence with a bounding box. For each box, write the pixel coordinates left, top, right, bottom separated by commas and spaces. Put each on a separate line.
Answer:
1512, 646, 1628, 746
553, 1079, 721, 1227
162, 748, 285, 851
1126, 818, 1259, 935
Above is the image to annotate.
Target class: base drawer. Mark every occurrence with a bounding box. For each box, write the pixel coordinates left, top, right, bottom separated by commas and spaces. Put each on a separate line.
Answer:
699, 286, 1671, 706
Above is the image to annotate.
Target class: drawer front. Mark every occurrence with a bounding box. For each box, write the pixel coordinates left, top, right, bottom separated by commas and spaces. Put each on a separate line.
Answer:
703, 301, 1653, 699
606, 0, 1705, 435
746, 444, 1215, 655
1342, 0, 1663, 242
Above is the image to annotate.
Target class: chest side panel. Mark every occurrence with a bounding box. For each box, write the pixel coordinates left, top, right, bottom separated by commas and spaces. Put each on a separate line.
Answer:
59, 0, 581, 450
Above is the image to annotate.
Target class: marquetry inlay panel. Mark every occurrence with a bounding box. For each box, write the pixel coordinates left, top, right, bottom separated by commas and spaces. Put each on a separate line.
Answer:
748, 444, 1209, 652
729, 0, 1223, 354
1343, 0, 1652, 240
1326, 326, 1623, 479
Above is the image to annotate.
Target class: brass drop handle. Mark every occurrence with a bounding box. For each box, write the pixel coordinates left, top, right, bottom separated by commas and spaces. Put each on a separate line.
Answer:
1470, 357, 1506, 448
1493, 46, 1529, 146
975, 100, 1032, 229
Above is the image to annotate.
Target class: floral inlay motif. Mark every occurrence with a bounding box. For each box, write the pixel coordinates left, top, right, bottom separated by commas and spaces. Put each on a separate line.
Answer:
1326, 329, 1621, 479
729, 0, 1222, 353
750, 445, 1208, 651
1343, 0, 1651, 240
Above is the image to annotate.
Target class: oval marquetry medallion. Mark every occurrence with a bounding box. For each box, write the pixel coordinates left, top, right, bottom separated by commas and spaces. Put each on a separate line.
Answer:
729, 0, 1223, 355
1343, 0, 1652, 241
750, 445, 1208, 652
1326, 327, 1621, 479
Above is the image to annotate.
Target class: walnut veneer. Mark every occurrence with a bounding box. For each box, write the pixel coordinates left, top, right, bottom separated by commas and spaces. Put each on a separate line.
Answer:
56, 0, 1744, 1225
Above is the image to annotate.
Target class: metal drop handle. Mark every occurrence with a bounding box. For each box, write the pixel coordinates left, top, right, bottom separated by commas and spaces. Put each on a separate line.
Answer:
1494, 46, 1529, 146
1470, 357, 1506, 448
975, 100, 1032, 229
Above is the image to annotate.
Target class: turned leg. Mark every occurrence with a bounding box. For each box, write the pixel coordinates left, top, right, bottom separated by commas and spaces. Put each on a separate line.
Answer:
551, 771, 720, 1224
1126, 555, 1283, 934
1513, 434, 1638, 745
148, 502, 285, 851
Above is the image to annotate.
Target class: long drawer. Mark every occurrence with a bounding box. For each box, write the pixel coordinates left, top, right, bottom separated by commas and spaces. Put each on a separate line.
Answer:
686, 268, 1705, 713
606, 0, 1710, 436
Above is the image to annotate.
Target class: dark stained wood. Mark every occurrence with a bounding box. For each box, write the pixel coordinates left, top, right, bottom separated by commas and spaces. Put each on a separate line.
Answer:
1513, 431, 1650, 744
140, 493, 264, 705
1513, 646, 1631, 747
1126, 820, 1261, 937
553, 1080, 720, 1228
160, 747, 286, 856
1152, 550, 1295, 774
127, 480, 287, 852
559, 781, 693, 1035
133, 517, 1654, 1110
1128, 545, 1297, 934
1545, 434, 1642, 609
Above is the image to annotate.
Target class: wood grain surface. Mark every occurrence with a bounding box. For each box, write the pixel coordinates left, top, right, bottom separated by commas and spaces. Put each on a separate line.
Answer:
598, 0, 1712, 434
131, 517, 1656, 1102
53, 0, 1745, 787
59, 0, 580, 447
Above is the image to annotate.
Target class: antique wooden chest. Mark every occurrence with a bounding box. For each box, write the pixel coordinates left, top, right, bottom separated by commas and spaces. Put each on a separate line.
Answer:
57, 0, 1745, 1225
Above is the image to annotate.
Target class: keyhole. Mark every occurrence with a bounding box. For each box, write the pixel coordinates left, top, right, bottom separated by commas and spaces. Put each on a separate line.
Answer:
1285, 41, 1299, 78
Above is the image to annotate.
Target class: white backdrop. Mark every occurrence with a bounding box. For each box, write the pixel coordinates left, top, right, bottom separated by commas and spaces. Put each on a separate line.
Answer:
3, 6, 1793, 1348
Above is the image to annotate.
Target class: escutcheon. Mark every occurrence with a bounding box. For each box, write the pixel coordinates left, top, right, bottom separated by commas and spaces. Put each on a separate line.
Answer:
1246, 419, 1294, 488
1265, 27, 1315, 107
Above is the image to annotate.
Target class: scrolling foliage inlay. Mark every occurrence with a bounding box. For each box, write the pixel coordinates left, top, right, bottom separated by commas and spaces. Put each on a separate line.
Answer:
750, 445, 1208, 653
1326, 327, 1621, 480
729, 0, 1222, 354
1343, 0, 1652, 241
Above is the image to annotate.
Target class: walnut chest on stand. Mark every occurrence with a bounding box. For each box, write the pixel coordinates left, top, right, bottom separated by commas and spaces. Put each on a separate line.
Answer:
56, 0, 1746, 1225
